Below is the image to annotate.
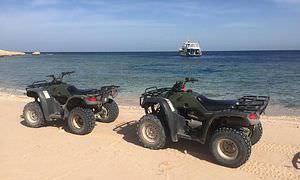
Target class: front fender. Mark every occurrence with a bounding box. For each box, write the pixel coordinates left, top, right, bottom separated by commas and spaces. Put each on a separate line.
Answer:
26, 88, 51, 121
142, 97, 185, 142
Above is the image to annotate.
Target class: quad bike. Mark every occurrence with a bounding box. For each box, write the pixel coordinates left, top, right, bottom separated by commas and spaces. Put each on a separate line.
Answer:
137, 77, 269, 168
22, 71, 119, 135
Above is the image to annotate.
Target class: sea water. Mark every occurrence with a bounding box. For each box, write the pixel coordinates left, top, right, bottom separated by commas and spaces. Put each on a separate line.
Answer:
0, 51, 299, 109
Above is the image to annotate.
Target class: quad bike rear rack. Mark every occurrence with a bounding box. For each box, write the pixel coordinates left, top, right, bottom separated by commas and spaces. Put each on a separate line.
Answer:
85, 85, 120, 97
236, 96, 270, 114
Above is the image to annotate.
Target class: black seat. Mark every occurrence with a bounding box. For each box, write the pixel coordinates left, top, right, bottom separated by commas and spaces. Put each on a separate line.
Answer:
198, 95, 237, 111
67, 86, 97, 95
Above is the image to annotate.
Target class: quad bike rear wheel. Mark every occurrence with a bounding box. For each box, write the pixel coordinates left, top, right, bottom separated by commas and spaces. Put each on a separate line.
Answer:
210, 127, 251, 168
96, 99, 119, 123
23, 102, 45, 128
250, 122, 263, 145
67, 107, 95, 135
137, 114, 166, 149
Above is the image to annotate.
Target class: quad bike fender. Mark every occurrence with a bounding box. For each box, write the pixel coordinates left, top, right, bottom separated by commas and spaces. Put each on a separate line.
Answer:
141, 97, 185, 142
26, 88, 52, 121
64, 96, 86, 118
201, 111, 260, 143
63, 95, 99, 118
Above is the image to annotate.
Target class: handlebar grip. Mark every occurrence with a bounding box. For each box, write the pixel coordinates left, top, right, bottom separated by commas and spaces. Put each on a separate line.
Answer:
62, 71, 75, 76
185, 77, 199, 82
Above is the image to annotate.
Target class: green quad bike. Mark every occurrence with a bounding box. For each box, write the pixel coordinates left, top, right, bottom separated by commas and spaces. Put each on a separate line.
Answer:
22, 71, 119, 135
137, 78, 269, 168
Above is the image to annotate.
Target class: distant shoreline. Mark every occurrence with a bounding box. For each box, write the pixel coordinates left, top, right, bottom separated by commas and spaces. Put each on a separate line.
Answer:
1, 50, 299, 56
26, 50, 300, 53
0, 49, 25, 57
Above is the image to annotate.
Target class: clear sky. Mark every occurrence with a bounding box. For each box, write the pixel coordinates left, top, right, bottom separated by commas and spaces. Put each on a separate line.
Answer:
0, 0, 300, 51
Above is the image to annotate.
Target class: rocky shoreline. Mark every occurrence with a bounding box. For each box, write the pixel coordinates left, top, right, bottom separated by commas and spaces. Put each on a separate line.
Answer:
0, 49, 25, 57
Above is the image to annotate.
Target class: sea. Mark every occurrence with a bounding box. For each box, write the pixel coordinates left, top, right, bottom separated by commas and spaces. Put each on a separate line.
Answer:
0, 51, 299, 112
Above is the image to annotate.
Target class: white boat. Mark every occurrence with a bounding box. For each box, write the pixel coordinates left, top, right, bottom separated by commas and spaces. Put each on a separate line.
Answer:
179, 40, 202, 57
32, 51, 41, 55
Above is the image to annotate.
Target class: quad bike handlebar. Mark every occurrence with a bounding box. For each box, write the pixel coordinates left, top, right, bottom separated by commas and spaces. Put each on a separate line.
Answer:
185, 77, 199, 83
172, 77, 198, 92
62, 71, 75, 76
141, 77, 199, 99
46, 71, 75, 83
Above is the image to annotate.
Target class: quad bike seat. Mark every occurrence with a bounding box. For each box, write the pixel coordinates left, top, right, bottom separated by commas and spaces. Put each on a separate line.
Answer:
198, 95, 237, 111
67, 86, 97, 95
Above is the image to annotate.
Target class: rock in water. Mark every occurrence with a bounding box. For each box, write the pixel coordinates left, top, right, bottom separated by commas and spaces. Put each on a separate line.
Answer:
0, 49, 25, 57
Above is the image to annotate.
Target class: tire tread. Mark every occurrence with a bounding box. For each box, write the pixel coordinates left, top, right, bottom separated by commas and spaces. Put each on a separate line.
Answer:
23, 101, 45, 128
137, 114, 166, 150
250, 122, 263, 145
210, 127, 251, 168
67, 107, 95, 135
98, 100, 119, 123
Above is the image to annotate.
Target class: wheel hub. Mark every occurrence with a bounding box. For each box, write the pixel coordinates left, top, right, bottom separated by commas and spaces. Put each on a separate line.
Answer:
142, 123, 159, 143
72, 115, 84, 129
97, 106, 108, 119
26, 110, 38, 123
217, 139, 239, 160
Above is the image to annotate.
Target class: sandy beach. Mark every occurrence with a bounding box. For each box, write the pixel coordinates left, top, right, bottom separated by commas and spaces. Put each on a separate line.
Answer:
0, 92, 299, 180
1, 0, 300, 179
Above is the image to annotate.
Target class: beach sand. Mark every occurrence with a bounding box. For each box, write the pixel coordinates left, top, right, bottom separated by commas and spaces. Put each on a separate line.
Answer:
0, 93, 299, 180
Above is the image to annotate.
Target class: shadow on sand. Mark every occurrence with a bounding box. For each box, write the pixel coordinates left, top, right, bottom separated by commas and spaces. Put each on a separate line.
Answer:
20, 119, 68, 131
113, 120, 214, 163
20, 118, 104, 131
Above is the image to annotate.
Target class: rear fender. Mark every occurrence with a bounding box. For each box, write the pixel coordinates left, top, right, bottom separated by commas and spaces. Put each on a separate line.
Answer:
64, 96, 88, 118
201, 111, 259, 143
142, 97, 185, 142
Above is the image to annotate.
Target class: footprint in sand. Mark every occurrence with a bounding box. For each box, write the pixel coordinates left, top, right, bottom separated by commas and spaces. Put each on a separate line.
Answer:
158, 161, 174, 174
253, 141, 299, 156
239, 160, 299, 180
238, 141, 300, 180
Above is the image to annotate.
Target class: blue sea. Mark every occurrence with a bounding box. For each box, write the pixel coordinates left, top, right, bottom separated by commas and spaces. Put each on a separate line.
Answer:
0, 51, 299, 110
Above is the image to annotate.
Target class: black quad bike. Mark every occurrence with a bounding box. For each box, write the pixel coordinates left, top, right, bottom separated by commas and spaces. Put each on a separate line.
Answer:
137, 78, 269, 168
22, 71, 119, 135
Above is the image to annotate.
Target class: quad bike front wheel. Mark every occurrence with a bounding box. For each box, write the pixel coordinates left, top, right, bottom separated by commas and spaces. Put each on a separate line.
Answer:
96, 99, 119, 123
137, 114, 166, 149
23, 102, 45, 128
249, 122, 263, 145
67, 107, 95, 135
210, 127, 251, 168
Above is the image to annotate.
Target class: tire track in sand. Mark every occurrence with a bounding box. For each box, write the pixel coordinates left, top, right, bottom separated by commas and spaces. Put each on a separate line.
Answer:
252, 140, 299, 156
239, 141, 300, 180
239, 160, 299, 180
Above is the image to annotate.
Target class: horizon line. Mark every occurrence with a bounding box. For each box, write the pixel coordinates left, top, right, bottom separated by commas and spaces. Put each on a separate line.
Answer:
23, 49, 300, 53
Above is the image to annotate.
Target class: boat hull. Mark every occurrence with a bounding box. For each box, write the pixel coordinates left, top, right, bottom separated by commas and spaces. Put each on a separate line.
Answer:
179, 50, 202, 57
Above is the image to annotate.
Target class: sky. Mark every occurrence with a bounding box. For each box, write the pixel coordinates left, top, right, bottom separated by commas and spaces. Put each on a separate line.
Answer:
0, 0, 300, 51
